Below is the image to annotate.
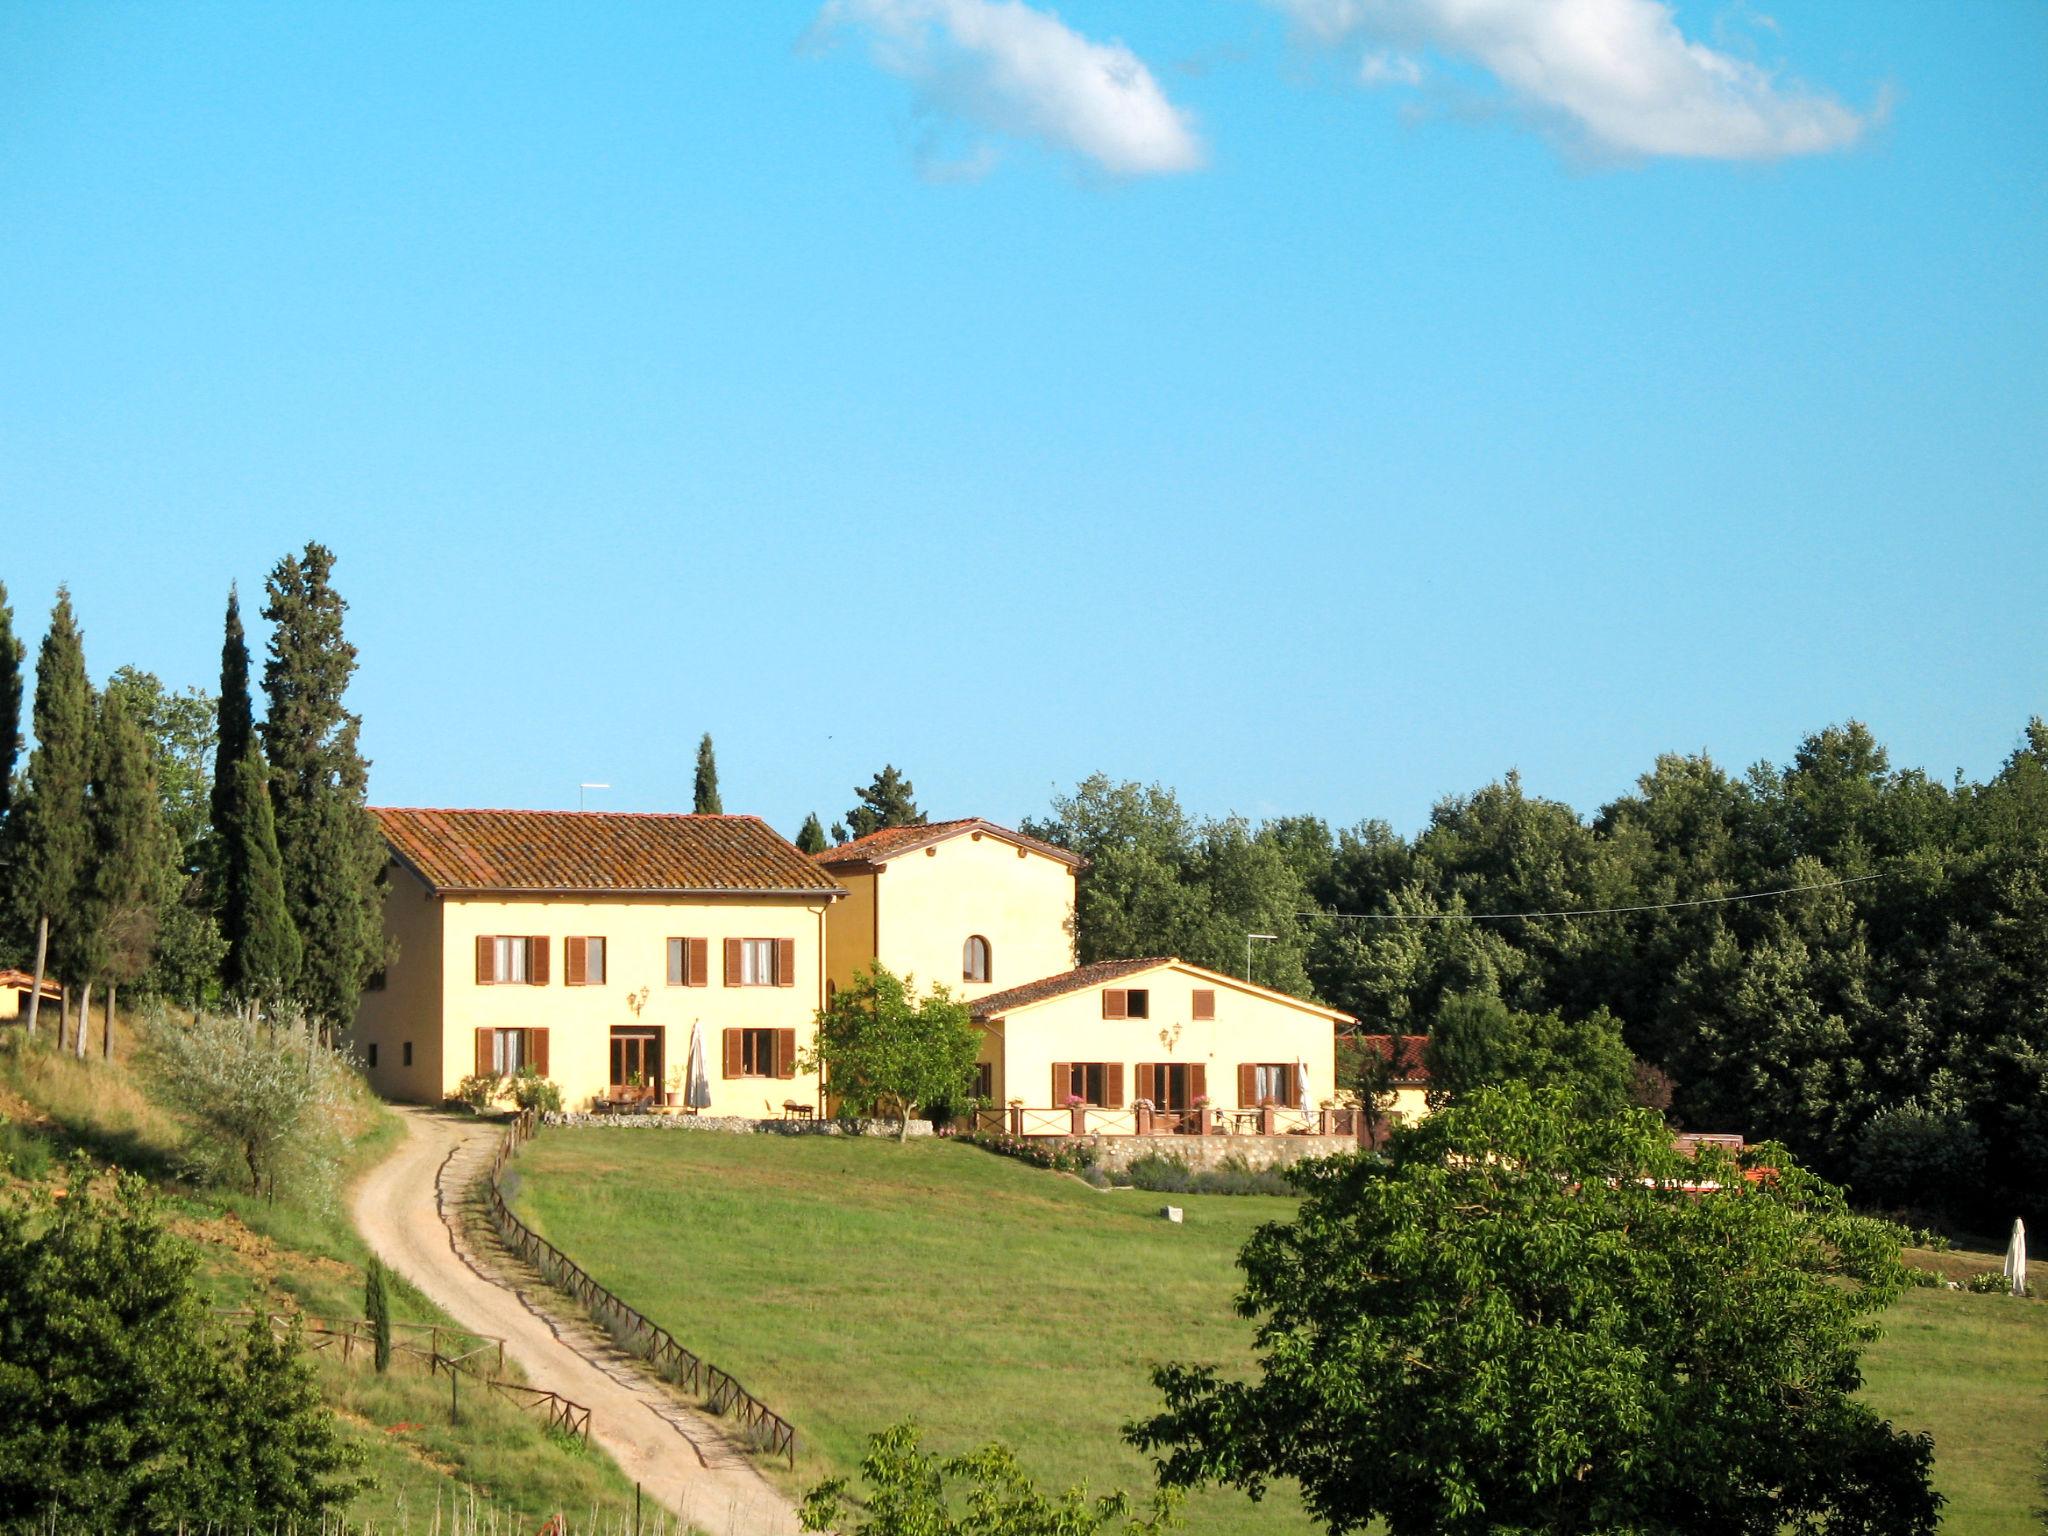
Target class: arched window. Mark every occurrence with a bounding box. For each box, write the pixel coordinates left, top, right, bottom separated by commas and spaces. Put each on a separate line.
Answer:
963, 935, 992, 983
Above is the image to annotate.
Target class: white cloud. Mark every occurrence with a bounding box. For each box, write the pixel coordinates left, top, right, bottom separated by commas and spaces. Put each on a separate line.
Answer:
813, 0, 1205, 177
1272, 0, 1868, 160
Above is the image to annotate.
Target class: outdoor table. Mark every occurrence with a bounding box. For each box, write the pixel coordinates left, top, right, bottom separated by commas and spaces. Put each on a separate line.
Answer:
782, 1101, 816, 1121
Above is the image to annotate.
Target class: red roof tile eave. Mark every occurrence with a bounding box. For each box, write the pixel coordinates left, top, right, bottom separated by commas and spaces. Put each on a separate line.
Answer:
816, 817, 1086, 870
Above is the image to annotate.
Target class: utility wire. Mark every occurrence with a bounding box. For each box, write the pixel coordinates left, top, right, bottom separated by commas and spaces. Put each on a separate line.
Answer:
1297, 871, 1885, 924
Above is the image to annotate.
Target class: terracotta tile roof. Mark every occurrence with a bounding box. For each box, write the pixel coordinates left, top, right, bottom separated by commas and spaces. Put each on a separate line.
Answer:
373, 808, 844, 897
1342, 1033, 1430, 1081
0, 968, 60, 1000
816, 817, 1083, 869
969, 958, 1172, 1019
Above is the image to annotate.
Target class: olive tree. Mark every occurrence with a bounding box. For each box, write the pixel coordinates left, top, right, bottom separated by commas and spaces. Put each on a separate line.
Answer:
1128, 1084, 1941, 1536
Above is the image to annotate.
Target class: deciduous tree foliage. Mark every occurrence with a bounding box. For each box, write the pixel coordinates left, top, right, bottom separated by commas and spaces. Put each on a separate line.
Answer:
801, 965, 977, 1142
801, 1421, 1180, 1536
1127, 1085, 1941, 1536
0, 1162, 360, 1529
260, 543, 385, 1033
1422, 992, 1634, 1116
694, 731, 723, 814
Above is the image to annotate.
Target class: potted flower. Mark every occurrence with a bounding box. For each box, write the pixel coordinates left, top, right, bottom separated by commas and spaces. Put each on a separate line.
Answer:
1191, 1093, 1213, 1136
1131, 1096, 1156, 1135
664, 1065, 685, 1109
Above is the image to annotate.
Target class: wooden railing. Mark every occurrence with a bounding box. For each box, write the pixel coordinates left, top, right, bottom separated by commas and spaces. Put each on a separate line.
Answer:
974, 1104, 1364, 1138
213, 1309, 589, 1443
486, 1111, 799, 1467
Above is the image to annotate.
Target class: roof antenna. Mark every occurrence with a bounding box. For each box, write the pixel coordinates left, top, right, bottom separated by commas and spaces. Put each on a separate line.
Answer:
578, 782, 611, 812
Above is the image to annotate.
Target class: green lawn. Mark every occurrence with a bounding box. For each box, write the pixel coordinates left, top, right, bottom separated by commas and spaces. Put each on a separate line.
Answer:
510, 1130, 1322, 1535
512, 1128, 2048, 1536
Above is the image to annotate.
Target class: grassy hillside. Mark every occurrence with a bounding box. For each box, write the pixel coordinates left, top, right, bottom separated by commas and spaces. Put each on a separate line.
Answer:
0, 1021, 659, 1532
509, 1129, 1321, 1536
510, 1128, 2048, 1536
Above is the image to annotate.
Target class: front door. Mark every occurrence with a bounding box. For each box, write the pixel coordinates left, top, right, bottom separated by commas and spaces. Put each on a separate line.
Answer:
609, 1028, 663, 1100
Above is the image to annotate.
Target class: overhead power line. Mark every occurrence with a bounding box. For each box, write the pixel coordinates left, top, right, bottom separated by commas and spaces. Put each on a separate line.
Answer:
1298, 871, 1886, 925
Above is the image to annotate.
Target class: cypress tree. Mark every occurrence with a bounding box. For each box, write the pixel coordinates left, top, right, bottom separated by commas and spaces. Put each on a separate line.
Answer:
223, 740, 301, 1014
208, 586, 252, 907
693, 733, 723, 814
365, 1259, 392, 1373
0, 582, 23, 835
260, 544, 382, 1034
795, 812, 829, 855
82, 689, 162, 1060
11, 590, 93, 1042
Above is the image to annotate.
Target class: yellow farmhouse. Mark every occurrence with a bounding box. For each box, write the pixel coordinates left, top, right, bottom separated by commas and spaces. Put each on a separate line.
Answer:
350, 808, 843, 1113
817, 819, 1355, 1134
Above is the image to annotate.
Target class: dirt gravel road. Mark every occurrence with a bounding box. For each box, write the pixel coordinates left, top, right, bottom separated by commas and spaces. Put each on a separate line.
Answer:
350, 1106, 801, 1536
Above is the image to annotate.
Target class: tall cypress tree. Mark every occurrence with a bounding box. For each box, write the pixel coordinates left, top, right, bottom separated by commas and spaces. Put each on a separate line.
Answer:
259, 544, 383, 1034
0, 582, 23, 837
208, 586, 252, 901
795, 812, 829, 855
221, 740, 300, 1013
82, 688, 161, 1059
11, 591, 93, 1041
694, 733, 723, 814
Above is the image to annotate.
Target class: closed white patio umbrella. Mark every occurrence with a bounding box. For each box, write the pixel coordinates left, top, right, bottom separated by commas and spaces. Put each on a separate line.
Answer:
1296, 1057, 1312, 1114
2005, 1217, 2028, 1297
686, 1023, 713, 1112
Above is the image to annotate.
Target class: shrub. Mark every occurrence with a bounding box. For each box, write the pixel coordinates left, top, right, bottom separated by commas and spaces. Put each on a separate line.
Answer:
1904, 1265, 1945, 1288
1965, 1270, 2011, 1294
965, 1132, 1096, 1175
0, 1113, 52, 1180
507, 1067, 564, 1116
1125, 1153, 1197, 1193
451, 1072, 502, 1111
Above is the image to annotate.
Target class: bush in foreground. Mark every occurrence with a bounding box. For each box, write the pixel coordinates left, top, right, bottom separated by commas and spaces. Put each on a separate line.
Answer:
1128, 1084, 1942, 1536
0, 1159, 361, 1530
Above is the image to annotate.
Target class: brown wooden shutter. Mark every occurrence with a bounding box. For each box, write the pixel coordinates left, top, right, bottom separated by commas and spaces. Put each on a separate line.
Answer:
723, 1028, 742, 1078
1137, 1063, 1156, 1103
475, 1028, 493, 1077
1191, 988, 1216, 1021
528, 938, 550, 985
724, 939, 743, 986
565, 938, 586, 987
1102, 990, 1126, 1020
689, 937, 709, 986
1105, 1063, 1126, 1109
775, 1028, 797, 1079
476, 936, 494, 985
1052, 1063, 1070, 1102
1238, 1063, 1257, 1107
776, 937, 796, 987
1191, 1064, 1207, 1104
532, 1029, 550, 1077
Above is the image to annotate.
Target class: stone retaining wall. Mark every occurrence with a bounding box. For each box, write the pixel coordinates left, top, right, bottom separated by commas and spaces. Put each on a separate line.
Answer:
1045, 1132, 1359, 1175
542, 1112, 932, 1137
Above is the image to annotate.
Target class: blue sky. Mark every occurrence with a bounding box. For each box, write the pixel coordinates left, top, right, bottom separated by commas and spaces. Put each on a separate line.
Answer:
3, 1, 2043, 839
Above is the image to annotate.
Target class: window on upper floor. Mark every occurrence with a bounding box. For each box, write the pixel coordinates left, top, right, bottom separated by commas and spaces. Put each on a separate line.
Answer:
725, 937, 793, 987
565, 936, 607, 986
476, 936, 549, 985
667, 937, 709, 986
1191, 988, 1215, 1021
963, 935, 991, 983
1102, 988, 1150, 1020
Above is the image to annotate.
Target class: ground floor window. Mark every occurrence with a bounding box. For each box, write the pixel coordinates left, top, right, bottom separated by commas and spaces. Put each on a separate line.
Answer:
402, 1041, 413, 1067
1241, 1062, 1298, 1106
723, 1026, 797, 1079
1138, 1061, 1206, 1110
366, 1043, 378, 1068
478, 1027, 549, 1078
973, 1062, 993, 1101
1053, 1061, 1125, 1107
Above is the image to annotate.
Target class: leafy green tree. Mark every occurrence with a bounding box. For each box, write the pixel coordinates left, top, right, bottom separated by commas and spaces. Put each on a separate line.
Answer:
79, 688, 163, 1059
0, 581, 22, 845
1422, 992, 1635, 1116
105, 667, 224, 1006
9, 589, 93, 1043
694, 731, 723, 813
801, 965, 977, 1142
219, 741, 301, 1015
1129, 1085, 1941, 1536
796, 812, 829, 855
0, 1161, 361, 1529
801, 1421, 1179, 1536
845, 764, 926, 840
365, 1257, 393, 1373
260, 543, 385, 1036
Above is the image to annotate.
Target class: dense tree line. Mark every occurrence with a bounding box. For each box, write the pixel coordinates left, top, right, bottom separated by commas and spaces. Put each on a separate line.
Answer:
1028, 723, 2048, 1231
0, 544, 385, 1043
